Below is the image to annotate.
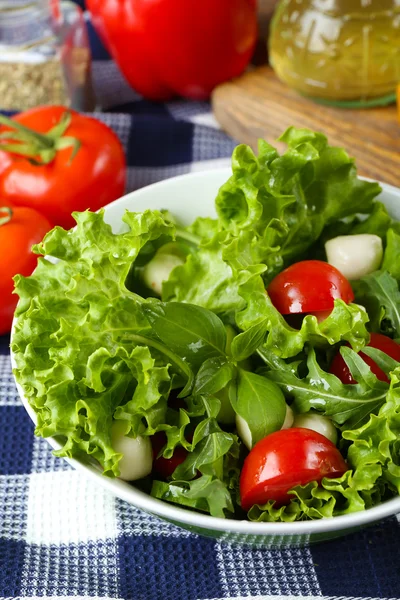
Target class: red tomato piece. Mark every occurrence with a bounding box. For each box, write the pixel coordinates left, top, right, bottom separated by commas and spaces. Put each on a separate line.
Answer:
240, 428, 347, 511
267, 260, 354, 315
0, 205, 53, 335
152, 432, 188, 479
329, 332, 400, 384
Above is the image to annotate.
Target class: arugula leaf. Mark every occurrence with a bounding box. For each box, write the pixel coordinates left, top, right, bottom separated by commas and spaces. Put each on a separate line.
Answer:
361, 346, 400, 377
353, 270, 400, 337
266, 347, 389, 428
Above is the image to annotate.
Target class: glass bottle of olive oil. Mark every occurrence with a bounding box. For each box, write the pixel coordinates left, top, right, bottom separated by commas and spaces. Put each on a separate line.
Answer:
269, 0, 400, 107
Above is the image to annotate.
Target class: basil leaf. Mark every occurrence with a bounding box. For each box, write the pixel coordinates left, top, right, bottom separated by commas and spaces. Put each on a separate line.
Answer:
193, 357, 236, 395
233, 369, 286, 445
143, 301, 227, 369
230, 319, 269, 362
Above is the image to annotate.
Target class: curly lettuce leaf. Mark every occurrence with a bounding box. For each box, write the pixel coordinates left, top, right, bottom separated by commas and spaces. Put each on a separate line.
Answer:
12, 210, 180, 476
234, 270, 369, 359
215, 128, 381, 280
162, 233, 244, 318
164, 127, 382, 318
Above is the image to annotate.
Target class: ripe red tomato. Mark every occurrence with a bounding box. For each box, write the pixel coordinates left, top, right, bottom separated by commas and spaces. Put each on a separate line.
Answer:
0, 106, 126, 230
329, 332, 400, 384
267, 260, 354, 315
152, 432, 188, 479
0, 205, 53, 335
240, 428, 347, 510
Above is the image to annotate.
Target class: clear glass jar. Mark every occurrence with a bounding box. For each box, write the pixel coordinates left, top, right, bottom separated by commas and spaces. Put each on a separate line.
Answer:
0, 0, 95, 111
269, 0, 400, 107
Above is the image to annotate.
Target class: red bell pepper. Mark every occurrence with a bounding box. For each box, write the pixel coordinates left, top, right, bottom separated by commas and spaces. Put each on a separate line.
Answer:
86, 0, 258, 101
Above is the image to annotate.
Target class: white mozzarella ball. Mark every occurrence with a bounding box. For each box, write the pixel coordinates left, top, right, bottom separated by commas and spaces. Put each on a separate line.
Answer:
281, 404, 294, 430
325, 234, 383, 281
293, 413, 338, 445
236, 414, 253, 450
236, 404, 294, 450
142, 253, 184, 295
111, 421, 153, 481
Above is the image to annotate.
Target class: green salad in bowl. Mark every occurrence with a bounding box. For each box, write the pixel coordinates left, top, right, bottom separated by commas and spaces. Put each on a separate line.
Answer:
11, 127, 400, 535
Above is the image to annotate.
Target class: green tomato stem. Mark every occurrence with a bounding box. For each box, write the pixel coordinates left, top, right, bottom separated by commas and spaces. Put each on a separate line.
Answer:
0, 111, 81, 165
0, 206, 12, 226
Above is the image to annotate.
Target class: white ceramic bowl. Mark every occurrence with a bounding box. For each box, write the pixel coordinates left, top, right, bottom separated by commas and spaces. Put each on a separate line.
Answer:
12, 168, 400, 547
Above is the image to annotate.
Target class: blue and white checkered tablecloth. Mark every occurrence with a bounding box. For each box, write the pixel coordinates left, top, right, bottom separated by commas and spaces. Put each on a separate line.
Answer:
1, 3, 400, 599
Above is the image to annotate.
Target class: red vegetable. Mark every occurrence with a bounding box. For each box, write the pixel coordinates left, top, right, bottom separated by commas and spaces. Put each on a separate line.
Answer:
267, 260, 354, 316
0, 205, 53, 335
152, 432, 188, 479
240, 428, 348, 510
0, 106, 126, 230
330, 332, 400, 384
86, 0, 257, 101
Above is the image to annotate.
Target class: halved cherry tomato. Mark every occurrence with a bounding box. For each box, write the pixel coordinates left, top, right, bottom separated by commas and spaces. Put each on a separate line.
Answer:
0, 205, 53, 335
151, 432, 188, 479
267, 260, 354, 315
329, 332, 400, 384
239, 428, 347, 510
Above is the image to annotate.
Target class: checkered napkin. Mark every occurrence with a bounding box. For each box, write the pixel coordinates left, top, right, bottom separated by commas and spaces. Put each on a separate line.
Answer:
1, 6, 400, 600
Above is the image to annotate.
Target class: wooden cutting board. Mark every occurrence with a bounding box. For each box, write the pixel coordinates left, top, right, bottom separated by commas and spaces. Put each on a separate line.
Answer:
212, 66, 400, 187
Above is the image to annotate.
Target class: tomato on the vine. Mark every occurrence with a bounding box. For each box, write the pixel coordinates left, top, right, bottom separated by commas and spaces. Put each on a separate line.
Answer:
330, 332, 400, 384
0, 205, 53, 335
0, 106, 126, 230
267, 260, 354, 316
239, 428, 348, 510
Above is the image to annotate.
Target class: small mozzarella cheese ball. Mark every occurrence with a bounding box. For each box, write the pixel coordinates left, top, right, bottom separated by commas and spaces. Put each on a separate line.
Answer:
325, 234, 383, 281
281, 404, 294, 430
293, 413, 338, 445
142, 243, 185, 295
236, 404, 294, 450
236, 414, 253, 450
111, 421, 153, 481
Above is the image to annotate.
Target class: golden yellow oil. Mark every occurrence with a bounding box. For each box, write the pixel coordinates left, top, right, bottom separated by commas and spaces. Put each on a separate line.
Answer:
269, 0, 400, 106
